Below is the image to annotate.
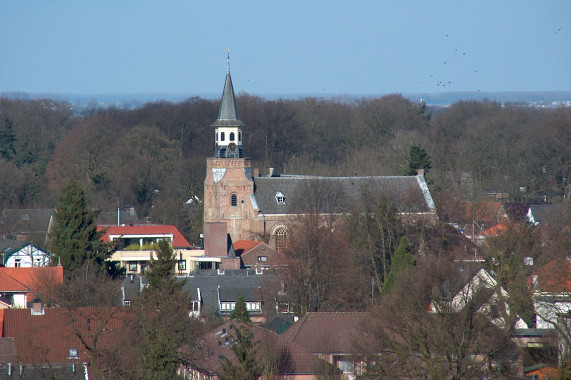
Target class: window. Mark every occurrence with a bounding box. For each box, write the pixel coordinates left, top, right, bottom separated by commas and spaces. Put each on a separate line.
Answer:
14, 259, 21, 267
220, 132, 225, 141
216, 132, 218, 142
231, 194, 237, 206
258, 256, 268, 262
128, 262, 137, 272
275, 191, 285, 204
274, 227, 287, 251
140, 262, 148, 272
68, 348, 79, 359
178, 260, 186, 271
124, 300, 131, 306
230, 132, 235, 141
238, 131, 242, 142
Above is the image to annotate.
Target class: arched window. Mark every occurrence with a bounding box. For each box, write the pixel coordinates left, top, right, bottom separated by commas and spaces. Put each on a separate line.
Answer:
238, 131, 242, 142
231, 194, 237, 206
274, 227, 287, 251
220, 132, 225, 141
230, 132, 235, 141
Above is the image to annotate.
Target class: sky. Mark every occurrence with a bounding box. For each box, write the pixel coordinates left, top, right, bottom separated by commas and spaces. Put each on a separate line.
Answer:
1, 1, 570, 96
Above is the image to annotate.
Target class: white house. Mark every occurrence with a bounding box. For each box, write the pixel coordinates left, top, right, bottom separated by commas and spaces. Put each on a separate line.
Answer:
3, 244, 50, 267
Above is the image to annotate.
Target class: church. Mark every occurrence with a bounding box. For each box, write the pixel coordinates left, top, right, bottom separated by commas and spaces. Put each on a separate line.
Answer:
203, 63, 438, 248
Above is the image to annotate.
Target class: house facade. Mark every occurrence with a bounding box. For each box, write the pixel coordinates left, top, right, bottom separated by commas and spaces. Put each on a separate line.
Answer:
2, 243, 50, 267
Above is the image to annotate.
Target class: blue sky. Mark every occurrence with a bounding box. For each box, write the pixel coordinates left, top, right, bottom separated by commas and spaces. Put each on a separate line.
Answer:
1, 1, 570, 96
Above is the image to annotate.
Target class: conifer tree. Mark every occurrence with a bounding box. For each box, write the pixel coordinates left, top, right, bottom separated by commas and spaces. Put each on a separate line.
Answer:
49, 180, 107, 279
403, 144, 431, 176
382, 236, 416, 295
220, 324, 262, 380
0, 117, 17, 161
230, 294, 251, 323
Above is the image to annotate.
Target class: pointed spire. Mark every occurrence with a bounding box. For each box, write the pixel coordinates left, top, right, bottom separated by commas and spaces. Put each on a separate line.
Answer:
211, 52, 245, 127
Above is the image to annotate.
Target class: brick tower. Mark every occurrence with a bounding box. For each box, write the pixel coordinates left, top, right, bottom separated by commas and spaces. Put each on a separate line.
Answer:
203, 57, 256, 241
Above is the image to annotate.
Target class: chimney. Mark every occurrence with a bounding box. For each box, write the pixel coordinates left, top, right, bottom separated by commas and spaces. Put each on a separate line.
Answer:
417, 168, 425, 177
31, 298, 45, 315
268, 167, 275, 177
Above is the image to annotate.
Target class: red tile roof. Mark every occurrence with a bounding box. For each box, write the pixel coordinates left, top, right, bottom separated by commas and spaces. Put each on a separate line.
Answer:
99, 224, 191, 248
534, 259, 571, 293
233, 240, 262, 255
480, 223, 508, 236
0, 271, 29, 293
2, 307, 130, 365
0, 267, 64, 298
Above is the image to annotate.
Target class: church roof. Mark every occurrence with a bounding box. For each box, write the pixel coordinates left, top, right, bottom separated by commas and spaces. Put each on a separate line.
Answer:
252, 175, 436, 216
211, 71, 245, 128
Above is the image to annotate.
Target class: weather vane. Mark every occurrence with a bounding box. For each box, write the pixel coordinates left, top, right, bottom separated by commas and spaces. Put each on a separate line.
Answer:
227, 49, 231, 72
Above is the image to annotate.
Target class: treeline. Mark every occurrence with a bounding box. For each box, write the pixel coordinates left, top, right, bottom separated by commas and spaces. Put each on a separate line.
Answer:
0, 95, 569, 238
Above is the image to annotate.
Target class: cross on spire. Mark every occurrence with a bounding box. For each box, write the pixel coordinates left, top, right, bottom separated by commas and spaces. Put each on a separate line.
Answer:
226, 49, 231, 73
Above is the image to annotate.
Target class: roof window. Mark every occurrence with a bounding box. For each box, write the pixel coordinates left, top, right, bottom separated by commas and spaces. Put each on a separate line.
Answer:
275, 192, 285, 205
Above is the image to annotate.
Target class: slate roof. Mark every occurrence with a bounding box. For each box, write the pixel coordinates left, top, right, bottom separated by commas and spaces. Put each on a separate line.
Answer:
529, 203, 566, 224
181, 274, 268, 315
211, 71, 245, 128
280, 312, 371, 354
252, 175, 435, 215
0, 209, 54, 245
99, 224, 191, 248
97, 207, 140, 225
187, 320, 337, 377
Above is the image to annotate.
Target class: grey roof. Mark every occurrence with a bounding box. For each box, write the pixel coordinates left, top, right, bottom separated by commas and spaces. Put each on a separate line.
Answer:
211, 71, 245, 128
252, 175, 435, 215
97, 208, 140, 225
529, 203, 565, 224
0, 209, 53, 245
182, 274, 268, 315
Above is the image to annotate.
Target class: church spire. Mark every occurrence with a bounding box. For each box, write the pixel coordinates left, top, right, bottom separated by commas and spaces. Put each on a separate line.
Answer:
211, 50, 245, 128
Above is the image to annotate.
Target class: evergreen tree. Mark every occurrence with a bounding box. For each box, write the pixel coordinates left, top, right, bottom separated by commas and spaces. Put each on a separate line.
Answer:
0, 117, 17, 161
49, 180, 107, 279
220, 324, 262, 380
230, 294, 251, 323
134, 239, 197, 379
403, 144, 431, 176
382, 236, 415, 295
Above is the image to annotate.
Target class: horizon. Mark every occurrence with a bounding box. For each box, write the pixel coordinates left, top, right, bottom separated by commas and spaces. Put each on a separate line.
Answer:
1, 1, 570, 95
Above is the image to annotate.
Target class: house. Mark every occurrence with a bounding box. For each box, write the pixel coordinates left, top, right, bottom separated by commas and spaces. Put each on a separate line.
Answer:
203, 66, 438, 247
280, 312, 371, 379
0, 267, 64, 308
120, 271, 276, 322
234, 240, 283, 272
180, 320, 340, 379
0, 209, 55, 247
532, 259, 571, 330
429, 263, 527, 329
1, 306, 129, 379
2, 243, 50, 267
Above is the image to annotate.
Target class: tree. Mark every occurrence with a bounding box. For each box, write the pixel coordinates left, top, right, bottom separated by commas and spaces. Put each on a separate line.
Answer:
49, 180, 107, 279
220, 324, 263, 380
230, 294, 251, 323
382, 236, 415, 295
0, 117, 17, 161
132, 239, 199, 379
403, 144, 431, 176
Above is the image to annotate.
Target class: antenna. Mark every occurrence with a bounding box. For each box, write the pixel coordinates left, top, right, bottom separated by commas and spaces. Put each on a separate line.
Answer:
226, 49, 231, 73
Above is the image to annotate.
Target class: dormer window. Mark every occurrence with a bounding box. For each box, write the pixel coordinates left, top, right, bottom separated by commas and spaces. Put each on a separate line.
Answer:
275, 192, 285, 204
230, 132, 235, 141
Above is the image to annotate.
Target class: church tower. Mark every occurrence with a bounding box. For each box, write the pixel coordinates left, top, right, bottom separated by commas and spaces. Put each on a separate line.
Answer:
203, 55, 256, 242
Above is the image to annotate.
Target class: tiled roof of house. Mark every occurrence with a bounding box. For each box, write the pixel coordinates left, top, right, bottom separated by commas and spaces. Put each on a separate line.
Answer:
2, 307, 129, 365
188, 320, 337, 376
253, 175, 435, 215
98, 224, 191, 248
534, 259, 571, 294
0, 267, 64, 298
280, 312, 371, 354
480, 223, 508, 236
0, 271, 30, 292
233, 240, 262, 255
